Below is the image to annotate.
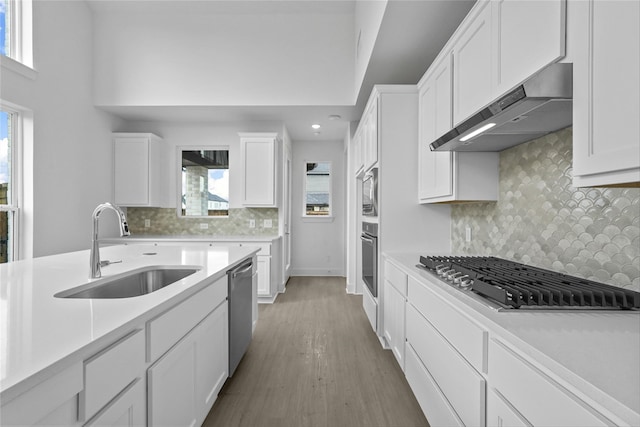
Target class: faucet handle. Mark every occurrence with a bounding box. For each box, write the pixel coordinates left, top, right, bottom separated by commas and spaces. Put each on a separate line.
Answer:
99, 260, 122, 268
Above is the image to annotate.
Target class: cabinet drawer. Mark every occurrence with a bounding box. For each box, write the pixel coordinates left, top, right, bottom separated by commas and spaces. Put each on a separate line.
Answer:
384, 260, 407, 296
406, 304, 485, 427
405, 342, 463, 427
486, 388, 531, 427
82, 329, 145, 421
148, 276, 227, 362
489, 339, 612, 427
408, 276, 487, 372
85, 378, 146, 427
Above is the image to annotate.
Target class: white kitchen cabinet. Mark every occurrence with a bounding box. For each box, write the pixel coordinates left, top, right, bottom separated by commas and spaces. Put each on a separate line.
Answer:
492, 0, 566, 95
195, 301, 229, 419
148, 301, 229, 427
362, 97, 379, 171
452, 1, 493, 126
489, 338, 613, 426
257, 256, 270, 297
406, 303, 486, 426
239, 132, 278, 207
418, 54, 499, 203
113, 133, 164, 207
84, 379, 146, 427
0, 363, 83, 426
81, 329, 146, 422
405, 342, 464, 427
572, 0, 640, 187
382, 260, 408, 371
486, 388, 531, 427
353, 132, 364, 175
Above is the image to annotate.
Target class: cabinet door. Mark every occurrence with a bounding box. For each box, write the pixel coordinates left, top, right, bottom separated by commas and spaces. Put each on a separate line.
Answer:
148, 334, 198, 427
196, 302, 228, 420
85, 379, 146, 427
493, 0, 566, 94
573, 0, 640, 186
114, 137, 150, 206
257, 256, 270, 296
452, 1, 493, 125
241, 136, 276, 206
418, 56, 454, 202
383, 280, 406, 370
365, 99, 379, 170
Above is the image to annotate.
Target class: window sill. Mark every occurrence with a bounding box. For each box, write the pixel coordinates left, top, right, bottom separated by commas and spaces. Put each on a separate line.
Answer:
1, 56, 37, 80
301, 216, 334, 223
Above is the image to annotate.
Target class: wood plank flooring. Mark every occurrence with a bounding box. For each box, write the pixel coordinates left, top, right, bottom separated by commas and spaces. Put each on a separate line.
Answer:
203, 276, 429, 427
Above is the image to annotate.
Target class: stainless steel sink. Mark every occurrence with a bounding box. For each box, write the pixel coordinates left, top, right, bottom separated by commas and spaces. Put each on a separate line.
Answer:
55, 266, 201, 299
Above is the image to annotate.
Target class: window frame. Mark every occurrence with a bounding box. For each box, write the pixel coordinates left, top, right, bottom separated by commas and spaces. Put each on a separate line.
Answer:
302, 160, 333, 219
1, 0, 34, 77
176, 145, 231, 219
0, 104, 20, 262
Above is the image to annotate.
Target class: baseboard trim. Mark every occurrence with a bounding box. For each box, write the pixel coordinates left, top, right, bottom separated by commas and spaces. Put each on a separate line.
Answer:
291, 268, 345, 277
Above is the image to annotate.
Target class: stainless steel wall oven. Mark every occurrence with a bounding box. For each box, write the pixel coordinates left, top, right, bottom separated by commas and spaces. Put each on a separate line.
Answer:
361, 222, 378, 297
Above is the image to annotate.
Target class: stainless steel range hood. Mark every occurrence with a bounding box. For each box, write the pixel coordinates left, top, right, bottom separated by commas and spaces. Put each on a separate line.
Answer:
430, 63, 573, 152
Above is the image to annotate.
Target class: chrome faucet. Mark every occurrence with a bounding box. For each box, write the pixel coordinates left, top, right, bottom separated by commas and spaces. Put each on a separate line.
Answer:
90, 202, 130, 278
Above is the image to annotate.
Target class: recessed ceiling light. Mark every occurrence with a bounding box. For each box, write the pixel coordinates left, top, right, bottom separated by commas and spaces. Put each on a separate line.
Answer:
311, 124, 321, 129
328, 115, 341, 121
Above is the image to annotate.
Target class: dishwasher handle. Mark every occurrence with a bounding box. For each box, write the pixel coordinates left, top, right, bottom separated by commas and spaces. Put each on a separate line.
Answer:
229, 260, 253, 278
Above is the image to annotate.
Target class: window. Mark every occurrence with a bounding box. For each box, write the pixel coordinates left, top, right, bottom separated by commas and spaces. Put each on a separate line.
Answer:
180, 149, 230, 217
0, 108, 17, 263
0, 0, 32, 68
304, 161, 332, 217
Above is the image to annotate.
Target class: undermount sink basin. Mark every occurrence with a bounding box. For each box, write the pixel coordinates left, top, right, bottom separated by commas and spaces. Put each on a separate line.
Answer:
55, 266, 201, 299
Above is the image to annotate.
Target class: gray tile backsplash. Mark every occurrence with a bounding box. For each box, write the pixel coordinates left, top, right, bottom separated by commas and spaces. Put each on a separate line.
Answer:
451, 127, 640, 291
126, 207, 278, 237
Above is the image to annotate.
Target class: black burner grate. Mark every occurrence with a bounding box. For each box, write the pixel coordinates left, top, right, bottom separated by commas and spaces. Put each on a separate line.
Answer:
419, 256, 640, 310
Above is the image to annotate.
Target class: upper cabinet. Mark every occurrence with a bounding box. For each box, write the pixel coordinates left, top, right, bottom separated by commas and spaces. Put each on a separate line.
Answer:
572, 0, 640, 187
239, 133, 278, 207
113, 133, 164, 207
452, 0, 566, 126
492, 0, 567, 96
419, 49, 499, 203
418, 0, 567, 203
452, 1, 493, 126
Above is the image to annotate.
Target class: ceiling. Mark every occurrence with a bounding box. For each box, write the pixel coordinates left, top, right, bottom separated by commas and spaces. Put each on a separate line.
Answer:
93, 0, 474, 141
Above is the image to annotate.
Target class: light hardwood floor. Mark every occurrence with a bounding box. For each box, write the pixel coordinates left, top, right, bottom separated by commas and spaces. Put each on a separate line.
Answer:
203, 276, 429, 427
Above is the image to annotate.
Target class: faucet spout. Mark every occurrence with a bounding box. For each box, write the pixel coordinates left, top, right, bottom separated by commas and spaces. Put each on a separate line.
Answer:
90, 202, 130, 279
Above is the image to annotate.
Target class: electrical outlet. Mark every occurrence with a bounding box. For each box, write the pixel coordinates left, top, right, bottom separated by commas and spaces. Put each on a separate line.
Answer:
144, 219, 151, 228
200, 223, 209, 230
263, 219, 272, 228
465, 225, 472, 242
249, 220, 256, 228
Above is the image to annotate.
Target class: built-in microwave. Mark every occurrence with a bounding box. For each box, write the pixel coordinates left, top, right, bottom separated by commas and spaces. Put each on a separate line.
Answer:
362, 168, 378, 217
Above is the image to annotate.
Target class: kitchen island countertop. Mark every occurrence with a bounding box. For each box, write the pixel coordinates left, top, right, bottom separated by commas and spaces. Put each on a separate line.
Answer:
0, 244, 259, 403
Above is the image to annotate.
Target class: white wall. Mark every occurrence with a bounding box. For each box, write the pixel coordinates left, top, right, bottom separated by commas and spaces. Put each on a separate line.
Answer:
92, 4, 355, 106
1, 1, 123, 258
291, 140, 345, 276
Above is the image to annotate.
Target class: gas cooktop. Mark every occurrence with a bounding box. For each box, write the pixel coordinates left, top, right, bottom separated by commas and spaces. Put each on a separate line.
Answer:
418, 255, 640, 311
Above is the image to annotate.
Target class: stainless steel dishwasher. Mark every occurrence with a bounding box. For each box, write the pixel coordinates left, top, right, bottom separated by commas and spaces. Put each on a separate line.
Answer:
227, 258, 253, 376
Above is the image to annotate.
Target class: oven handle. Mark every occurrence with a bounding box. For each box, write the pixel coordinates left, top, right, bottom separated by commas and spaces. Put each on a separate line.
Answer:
360, 235, 375, 244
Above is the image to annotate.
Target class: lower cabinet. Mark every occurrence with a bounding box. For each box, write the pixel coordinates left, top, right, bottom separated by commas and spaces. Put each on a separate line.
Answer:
256, 256, 270, 297
486, 388, 530, 427
383, 280, 406, 370
488, 339, 613, 427
85, 379, 146, 427
148, 301, 228, 427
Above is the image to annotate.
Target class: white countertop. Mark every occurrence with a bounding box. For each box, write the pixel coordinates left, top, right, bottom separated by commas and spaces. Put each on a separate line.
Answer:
102, 235, 281, 243
0, 244, 259, 402
385, 252, 640, 426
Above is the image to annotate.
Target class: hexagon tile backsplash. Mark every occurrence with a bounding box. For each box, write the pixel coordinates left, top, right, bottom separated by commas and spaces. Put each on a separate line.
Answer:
451, 127, 640, 291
